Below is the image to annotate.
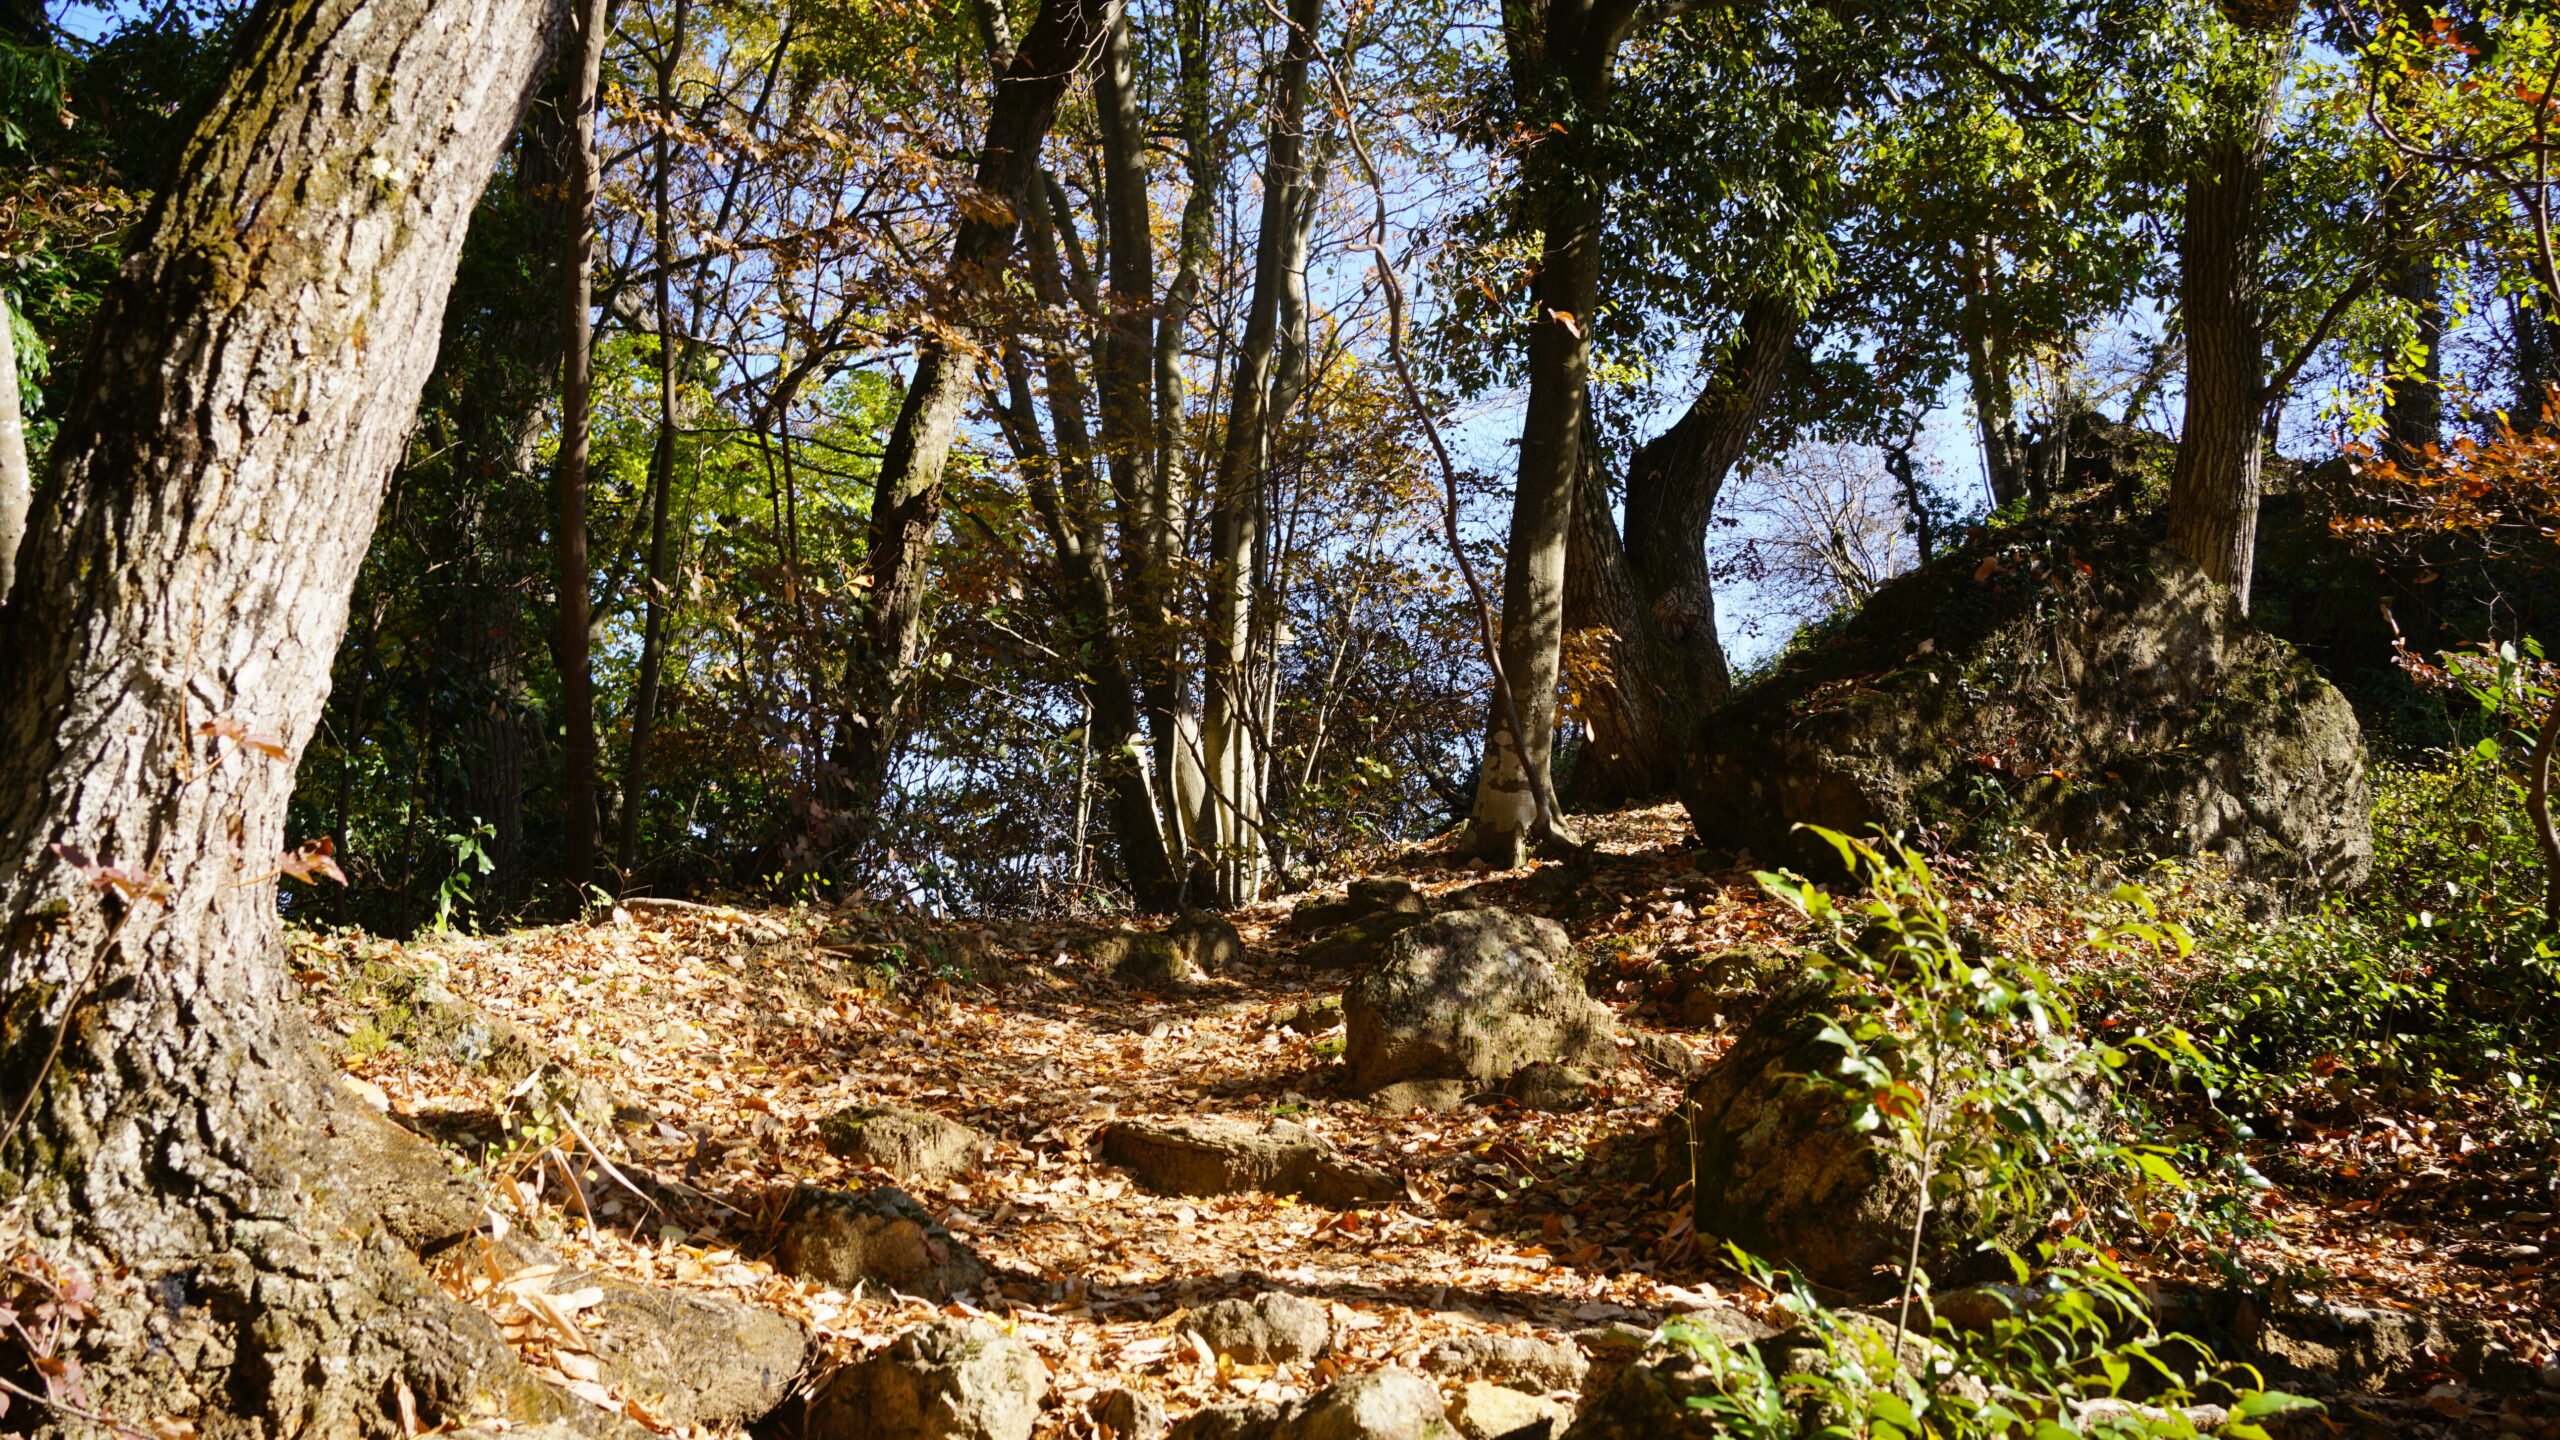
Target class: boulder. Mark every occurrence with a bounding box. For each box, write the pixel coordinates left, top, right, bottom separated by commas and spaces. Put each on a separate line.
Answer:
817, 1104, 985, 1181
1171, 1368, 1454, 1440
1093, 910, 1246, 989
1679, 523, 2370, 903
1665, 945, 1801, 1030
1447, 1383, 1571, 1440
804, 1318, 1047, 1440
1273, 995, 1343, 1034
1298, 909, 1427, 970
1419, 1334, 1588, 1393
1098, 1116, 1402, 1207
1343, 909, 1614, 1095
1658, 974, 1919, 1290
771, 1184, 989, 1300
1181, 1292, 1332, 1365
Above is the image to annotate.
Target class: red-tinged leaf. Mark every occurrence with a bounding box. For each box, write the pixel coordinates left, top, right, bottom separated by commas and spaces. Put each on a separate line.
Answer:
1546, 307, 1583, 338
278, 836, 348, 886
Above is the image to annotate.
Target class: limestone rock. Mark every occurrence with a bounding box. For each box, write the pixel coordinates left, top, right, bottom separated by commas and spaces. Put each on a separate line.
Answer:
772, 1184, 989, 1300
1093, 1388, 1172, 1440
1343, 909, 1614, 1095
1680, 528, 2369, 903
1298, 909, 1427, 970
1499, 1063, 1594, 1113
1363, 1079, 1474, 1114
1419, 1334, 1588, 1393
1653, 974, 1917, 1288
1182, 1292, 1332, 1365
1094, 910, 1246, 989
1278, 1367, 1454, 1440
494, 1236, 806, 1430
804, 1318, 1047, 1440
1448, 1382, 1570, 1440
818, 1104, 984, 1181
1098, 1116, 1402, 1207
1288, 876, 1428, 935
1667, 945, 1801, 1030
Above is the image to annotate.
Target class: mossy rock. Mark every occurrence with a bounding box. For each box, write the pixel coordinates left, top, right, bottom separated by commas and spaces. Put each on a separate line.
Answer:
1681, 507, 2370, 903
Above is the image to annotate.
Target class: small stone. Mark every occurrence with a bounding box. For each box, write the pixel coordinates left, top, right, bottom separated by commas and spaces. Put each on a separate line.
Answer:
1183, 1292, 1332, 1365
772, 1183, 988, 1300
1278, 1366, 1450, 1440
1500, 1063, 1593, 1113
1449, 1382, 1569, 1440
1365, 1079, 1474, 1114
1093, 1387, 1172, 1440
817, 1104, 985, 1180
1419, 1335, 1587, 1393
804, 1317, 1046, 1440
1298, 909, 1427, 970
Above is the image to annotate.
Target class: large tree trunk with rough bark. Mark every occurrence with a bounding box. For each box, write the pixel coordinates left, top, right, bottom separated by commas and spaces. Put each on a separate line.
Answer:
1565, 296, 1792, 803
0, 0, 589, 1433
2168, 0, 2296, 614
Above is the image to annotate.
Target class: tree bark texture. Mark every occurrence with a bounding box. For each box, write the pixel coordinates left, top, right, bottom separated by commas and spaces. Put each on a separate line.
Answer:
2382, 187, 2443, 461
0, 0, 586, 1431
1959, 237, 2028, 508
1565, 295, 1791, 803
834, 0, 1100, 828
2168, 1, 2295, 614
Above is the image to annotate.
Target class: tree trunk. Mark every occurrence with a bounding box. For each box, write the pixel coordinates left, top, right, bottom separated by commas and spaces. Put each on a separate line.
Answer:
621, 1, 691, 882
1566, 296, 1791, 803
1463, 0, 1649, 864
1200, 0, 1320, 907
1094, 0, 1187, 877
1021, 193, 1182, 908
1959, 236, 2029, 508
553, 0, 609, 899
0, 289, 27, 605
833, 0, 1099, 827
2168, 0, 2295, 612
0, 0, 583, 1432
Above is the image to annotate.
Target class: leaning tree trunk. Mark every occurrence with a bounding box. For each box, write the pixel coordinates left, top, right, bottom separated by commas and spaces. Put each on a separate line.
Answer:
0, 0, 585, 1432
1565, 295, 1792, 803
835, 0, 1099, 823
2168, 0, 2295, 613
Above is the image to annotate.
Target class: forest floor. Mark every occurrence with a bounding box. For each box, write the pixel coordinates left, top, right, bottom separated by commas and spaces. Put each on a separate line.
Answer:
293, 803, 2559, 1438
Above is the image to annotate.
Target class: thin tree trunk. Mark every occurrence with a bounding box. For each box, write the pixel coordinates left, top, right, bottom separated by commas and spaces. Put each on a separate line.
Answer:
1155, 0, 1222, 888
1094, 0, 1184, 878
834, 0, 1099, 821
554, 0, 609, 899
1201, 0, 1320, 907
621, 0, 690, 881
2169, 0, 2296, 612
0, 0, 579, 1431
0, 289, 27, 605
1023, 201, 1181, 907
